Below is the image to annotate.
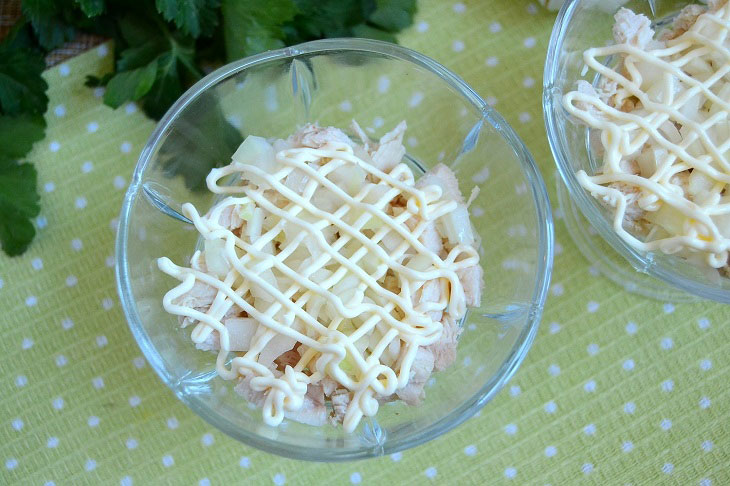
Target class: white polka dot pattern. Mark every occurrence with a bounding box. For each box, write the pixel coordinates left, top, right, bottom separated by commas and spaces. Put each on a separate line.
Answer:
0, 7, 726, 485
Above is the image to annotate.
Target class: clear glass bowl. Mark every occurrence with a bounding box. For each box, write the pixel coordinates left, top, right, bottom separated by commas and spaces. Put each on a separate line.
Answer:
117, 38, 553, 461
544, 0, 730, 303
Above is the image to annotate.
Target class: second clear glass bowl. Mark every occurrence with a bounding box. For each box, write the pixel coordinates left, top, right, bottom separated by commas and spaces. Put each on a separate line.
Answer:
544, 0, 730, 303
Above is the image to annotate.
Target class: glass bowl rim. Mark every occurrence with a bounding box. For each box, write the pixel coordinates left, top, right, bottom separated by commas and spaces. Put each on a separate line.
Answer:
543, 0, 730, 303
116, 37, 554, 461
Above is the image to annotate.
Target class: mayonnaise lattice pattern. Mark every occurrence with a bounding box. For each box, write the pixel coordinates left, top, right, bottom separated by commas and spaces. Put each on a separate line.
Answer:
564, 3, 730, 269
158, 141, 477, 431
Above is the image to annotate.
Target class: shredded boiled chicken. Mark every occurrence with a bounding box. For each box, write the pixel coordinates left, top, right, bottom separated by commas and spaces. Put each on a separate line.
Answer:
158, 121, 484, 431
563, 2, 730, 275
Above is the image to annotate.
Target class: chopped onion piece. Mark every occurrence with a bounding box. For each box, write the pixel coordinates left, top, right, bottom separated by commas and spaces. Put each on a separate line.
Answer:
367, 328, 383, 352
658, 120, 681, 144
683, 56, 713, 80
204, 238, 230, 277
680, 124, 705, 158
709, 120, 730, 147
437, 204, 475, 246
284, 168, 309, 195
636, 147, 665, 178
329, 163, 366, 196
340, 353, 358, 376
384, 338, 400, 366
646, 74, 678, 103
250, 268, 279, 303
713, 212, 730, 238
223, 317, 258, 351
258, 334, 297, 367
710, 83, 730, 115
232, 135, 276, 174
645, 205, 686, 236
353, 336, 368, 356
236, 201, 254, 221
407, 254, 433, 272
337, 319, 357, 335
380, 232, 404, 252
310, 266, 332, 284
688, 171, 714, 199
311, 187, 338, 212
247, 207, 264, 242
634, 60, 663, 89
678, 91, 702, 121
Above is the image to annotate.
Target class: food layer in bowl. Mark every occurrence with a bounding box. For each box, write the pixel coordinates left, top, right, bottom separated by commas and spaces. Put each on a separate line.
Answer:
157, 121, 484, 432
563, 1, 730, 277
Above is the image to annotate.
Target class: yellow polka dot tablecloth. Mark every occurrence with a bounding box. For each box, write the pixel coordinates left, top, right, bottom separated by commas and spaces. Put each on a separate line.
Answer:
2, 1, 729, 485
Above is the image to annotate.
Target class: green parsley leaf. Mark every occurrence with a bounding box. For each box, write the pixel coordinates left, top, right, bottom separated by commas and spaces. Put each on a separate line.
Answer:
221, 0, 297, 61
0, 113, 46, 160
0, 114, 45, 158
0, 25, 46, 256
21, 0, 76, 51
75, 0, 106, 17
142, 51, 184, 119
117, 40, 168, 71
99, 10, 203, 119
155, 0, 220, 38
369, 0, 416, 32
159, 92, 242, 190
0, 157, 41, 256
147, 39, 200, 118
285, 0, 364, 42
351, 23, 398, 43
0, 113, 44, 256
0, 40, 49, 116
282, 0, 414, 45
117, 13, 161, 46
103, 61, 159, 108
2, 20, 37, 51
84, 72, 114, 87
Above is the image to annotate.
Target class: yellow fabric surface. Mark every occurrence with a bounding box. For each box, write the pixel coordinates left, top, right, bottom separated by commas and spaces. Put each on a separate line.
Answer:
1, 1, 728, 484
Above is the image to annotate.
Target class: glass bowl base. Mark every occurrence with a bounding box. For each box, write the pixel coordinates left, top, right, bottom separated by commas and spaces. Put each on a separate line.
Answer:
556, 178, 699, 303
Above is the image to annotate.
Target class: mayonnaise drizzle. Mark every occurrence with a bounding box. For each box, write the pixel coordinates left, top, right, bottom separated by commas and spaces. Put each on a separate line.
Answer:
563, 3, 730, 268
158, 140, 478, 432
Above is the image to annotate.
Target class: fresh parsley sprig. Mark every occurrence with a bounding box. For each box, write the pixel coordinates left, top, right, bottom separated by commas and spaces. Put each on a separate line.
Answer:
0, 0, 416, 256
0, 22, 46, 256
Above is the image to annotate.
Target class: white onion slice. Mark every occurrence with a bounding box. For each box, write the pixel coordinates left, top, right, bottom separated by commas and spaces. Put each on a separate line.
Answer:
258, 334, 297, 367
232, 135, 276, 172
329, 164, 366, 196
204, 238, 230, 277
223, 317, 258, 351
437, 204, 475, 246
645, 205, 686, 236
